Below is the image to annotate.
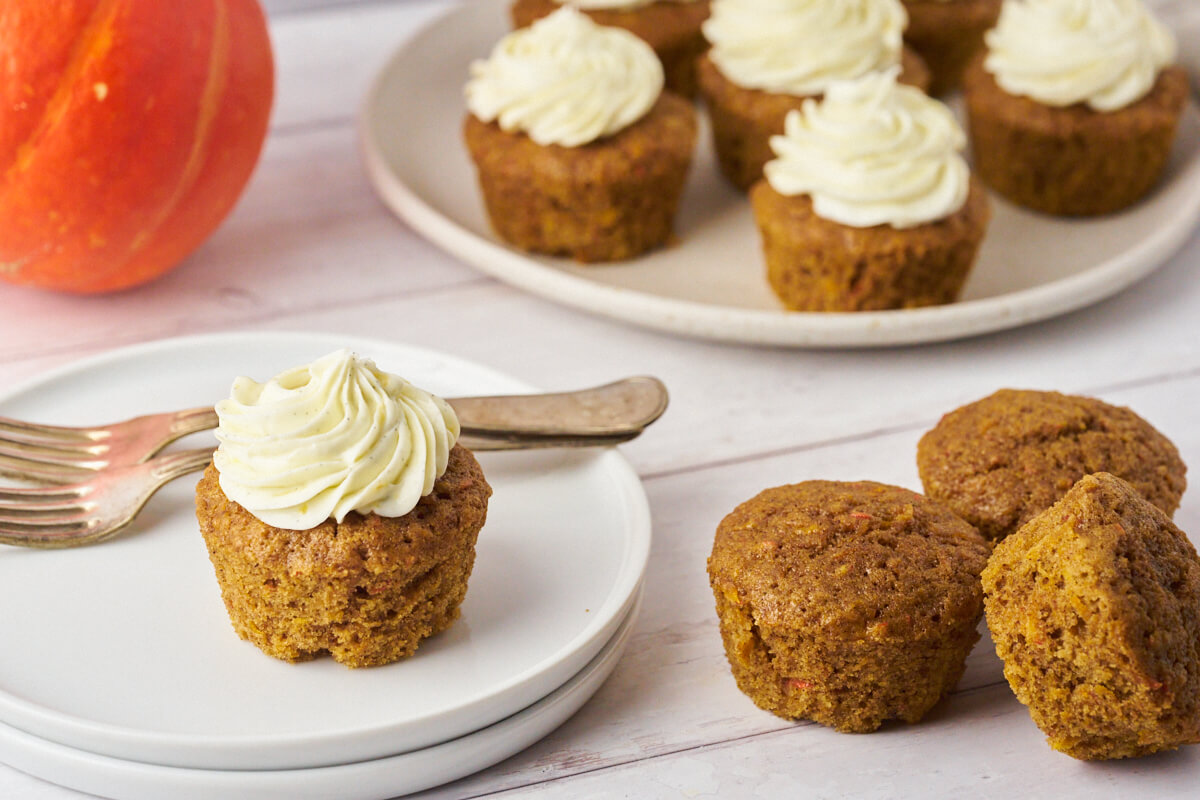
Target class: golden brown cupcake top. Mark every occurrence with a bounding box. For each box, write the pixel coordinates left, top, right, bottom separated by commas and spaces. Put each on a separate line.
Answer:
918, 389, 1187, 541
709, 480, 989, 639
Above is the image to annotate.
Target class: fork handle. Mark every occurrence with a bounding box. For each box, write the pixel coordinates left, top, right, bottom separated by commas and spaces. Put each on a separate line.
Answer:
154, 379, 668, 441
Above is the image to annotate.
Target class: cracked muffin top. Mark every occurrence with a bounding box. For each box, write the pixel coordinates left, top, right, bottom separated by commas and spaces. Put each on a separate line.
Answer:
708, 480, 989, 640
917, 389, 1186, 542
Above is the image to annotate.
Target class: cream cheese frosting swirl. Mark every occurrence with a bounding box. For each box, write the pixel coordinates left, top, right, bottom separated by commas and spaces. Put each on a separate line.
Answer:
984, 0, 1176, 112
213, 350, 460, 530
764, 69, 969, 229
464, 7, 663, 147
703, 0, 907, 96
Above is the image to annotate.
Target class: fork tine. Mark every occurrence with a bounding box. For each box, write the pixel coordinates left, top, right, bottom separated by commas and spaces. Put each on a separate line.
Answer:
0, 518, 104, 548
0, 417, 102, 442
0, 453, 100, 484
0, 482, 109, 548
0, 482, 89, 515
0, 440, 107, 464
0, 497, 93, 518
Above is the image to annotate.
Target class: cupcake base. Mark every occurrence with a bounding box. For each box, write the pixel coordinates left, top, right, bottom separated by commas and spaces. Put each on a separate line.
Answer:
463, 93, 697, 263
510, 0, 711, 98
696, 50, 932, 192
963, 58, 1189, 216
902, 0, 1001, 96
196, 445, 492, 668
750, 176, 990, 311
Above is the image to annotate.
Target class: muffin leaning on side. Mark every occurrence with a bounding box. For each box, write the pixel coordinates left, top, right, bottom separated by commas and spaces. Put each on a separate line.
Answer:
196, 350, 492, 668
963, 0, 1187, 216
917, 389, 1187, 543
751, 69, 989, 311
464, 7, 697, 263
708, 480, 990, 732
983, 473, 1200, 759
510, 0, 711, 98
698, 0, 931, 192
901, 0, 1001, 96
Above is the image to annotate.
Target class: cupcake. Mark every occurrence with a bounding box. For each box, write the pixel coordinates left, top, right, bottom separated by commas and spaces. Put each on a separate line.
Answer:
963, 0, 1188, 216
983, 473, 1200, 759
464, 8, 697, 262
917, 389, 1187, 542
510, 0, 711, 97
901, 0, 1002, 95
697, 0, 931, 191
195, 350, 492, 668
750, 69, 990, 311
708, 481, 990, 732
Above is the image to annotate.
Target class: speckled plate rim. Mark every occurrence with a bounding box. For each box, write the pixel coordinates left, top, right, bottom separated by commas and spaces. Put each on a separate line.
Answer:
0, 331, 651, 771
359, 0, 1200, 348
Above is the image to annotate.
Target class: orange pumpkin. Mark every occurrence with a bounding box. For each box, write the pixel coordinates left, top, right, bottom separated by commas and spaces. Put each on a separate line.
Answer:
0, 0, 274, 293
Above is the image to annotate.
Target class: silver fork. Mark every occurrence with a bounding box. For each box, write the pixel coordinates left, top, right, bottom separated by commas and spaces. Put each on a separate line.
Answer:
0, 377, 668, 549
0, 449, 216, 549
0, 377, 669, 485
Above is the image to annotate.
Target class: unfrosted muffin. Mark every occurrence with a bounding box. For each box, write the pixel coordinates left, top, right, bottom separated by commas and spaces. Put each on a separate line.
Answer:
901, 0, 1001, 95
751, 70, 989, 311
510, 0, 711, 97
708, 480, 990, 732
917, 389, 1187, 542
963, 0, 1187, 216
196, 350, 492, 668
464, 8, 696, 262
698, 0, 931, 191
982, 473, 1200, 759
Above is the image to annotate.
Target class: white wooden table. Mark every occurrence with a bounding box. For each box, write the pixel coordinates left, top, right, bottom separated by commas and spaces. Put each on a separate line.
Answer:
2, 1, 1199, 797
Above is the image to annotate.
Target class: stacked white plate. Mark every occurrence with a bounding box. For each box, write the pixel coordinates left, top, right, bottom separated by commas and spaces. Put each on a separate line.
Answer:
0, 332, 653, 800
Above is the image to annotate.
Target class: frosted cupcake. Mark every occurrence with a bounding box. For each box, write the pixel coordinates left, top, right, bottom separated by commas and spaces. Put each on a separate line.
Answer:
901, 0, 1002, 95
963, 0, 1188, 216
464, 8, 697, 262
697, 0, 931, 191
751, 69, 990, 311
510, 0, 711, 97
195, 350, 492, 668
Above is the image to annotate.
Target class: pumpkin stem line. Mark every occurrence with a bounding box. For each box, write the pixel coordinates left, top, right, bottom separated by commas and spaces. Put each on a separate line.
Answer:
130, 0, 232, 255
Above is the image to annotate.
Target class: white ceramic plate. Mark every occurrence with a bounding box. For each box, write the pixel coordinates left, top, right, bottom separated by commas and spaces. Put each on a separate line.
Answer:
360, 0, 1200, 348
0, 591, 641, 800
0, 332, 651, 771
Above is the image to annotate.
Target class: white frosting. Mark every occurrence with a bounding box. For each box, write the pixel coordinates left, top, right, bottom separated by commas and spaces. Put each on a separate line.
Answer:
703, 0, 907, 96
764, 69, 970, 229
984, 0, 1176, 112
213, 350, 460, 530
464, 7, 663, 147
555, 0, 698, 9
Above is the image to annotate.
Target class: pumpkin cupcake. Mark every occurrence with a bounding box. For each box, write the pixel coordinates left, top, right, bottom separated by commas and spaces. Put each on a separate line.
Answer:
510, 0, 711, 97
751, 69, 989, 311
983, 473, 1200, 759
464, 7, 697, 262
698, 0, 931, 191
709, 480, 990, 732
963, 0, 1187, 216
901, 0, 1002, 95
196, 350, 492, 668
